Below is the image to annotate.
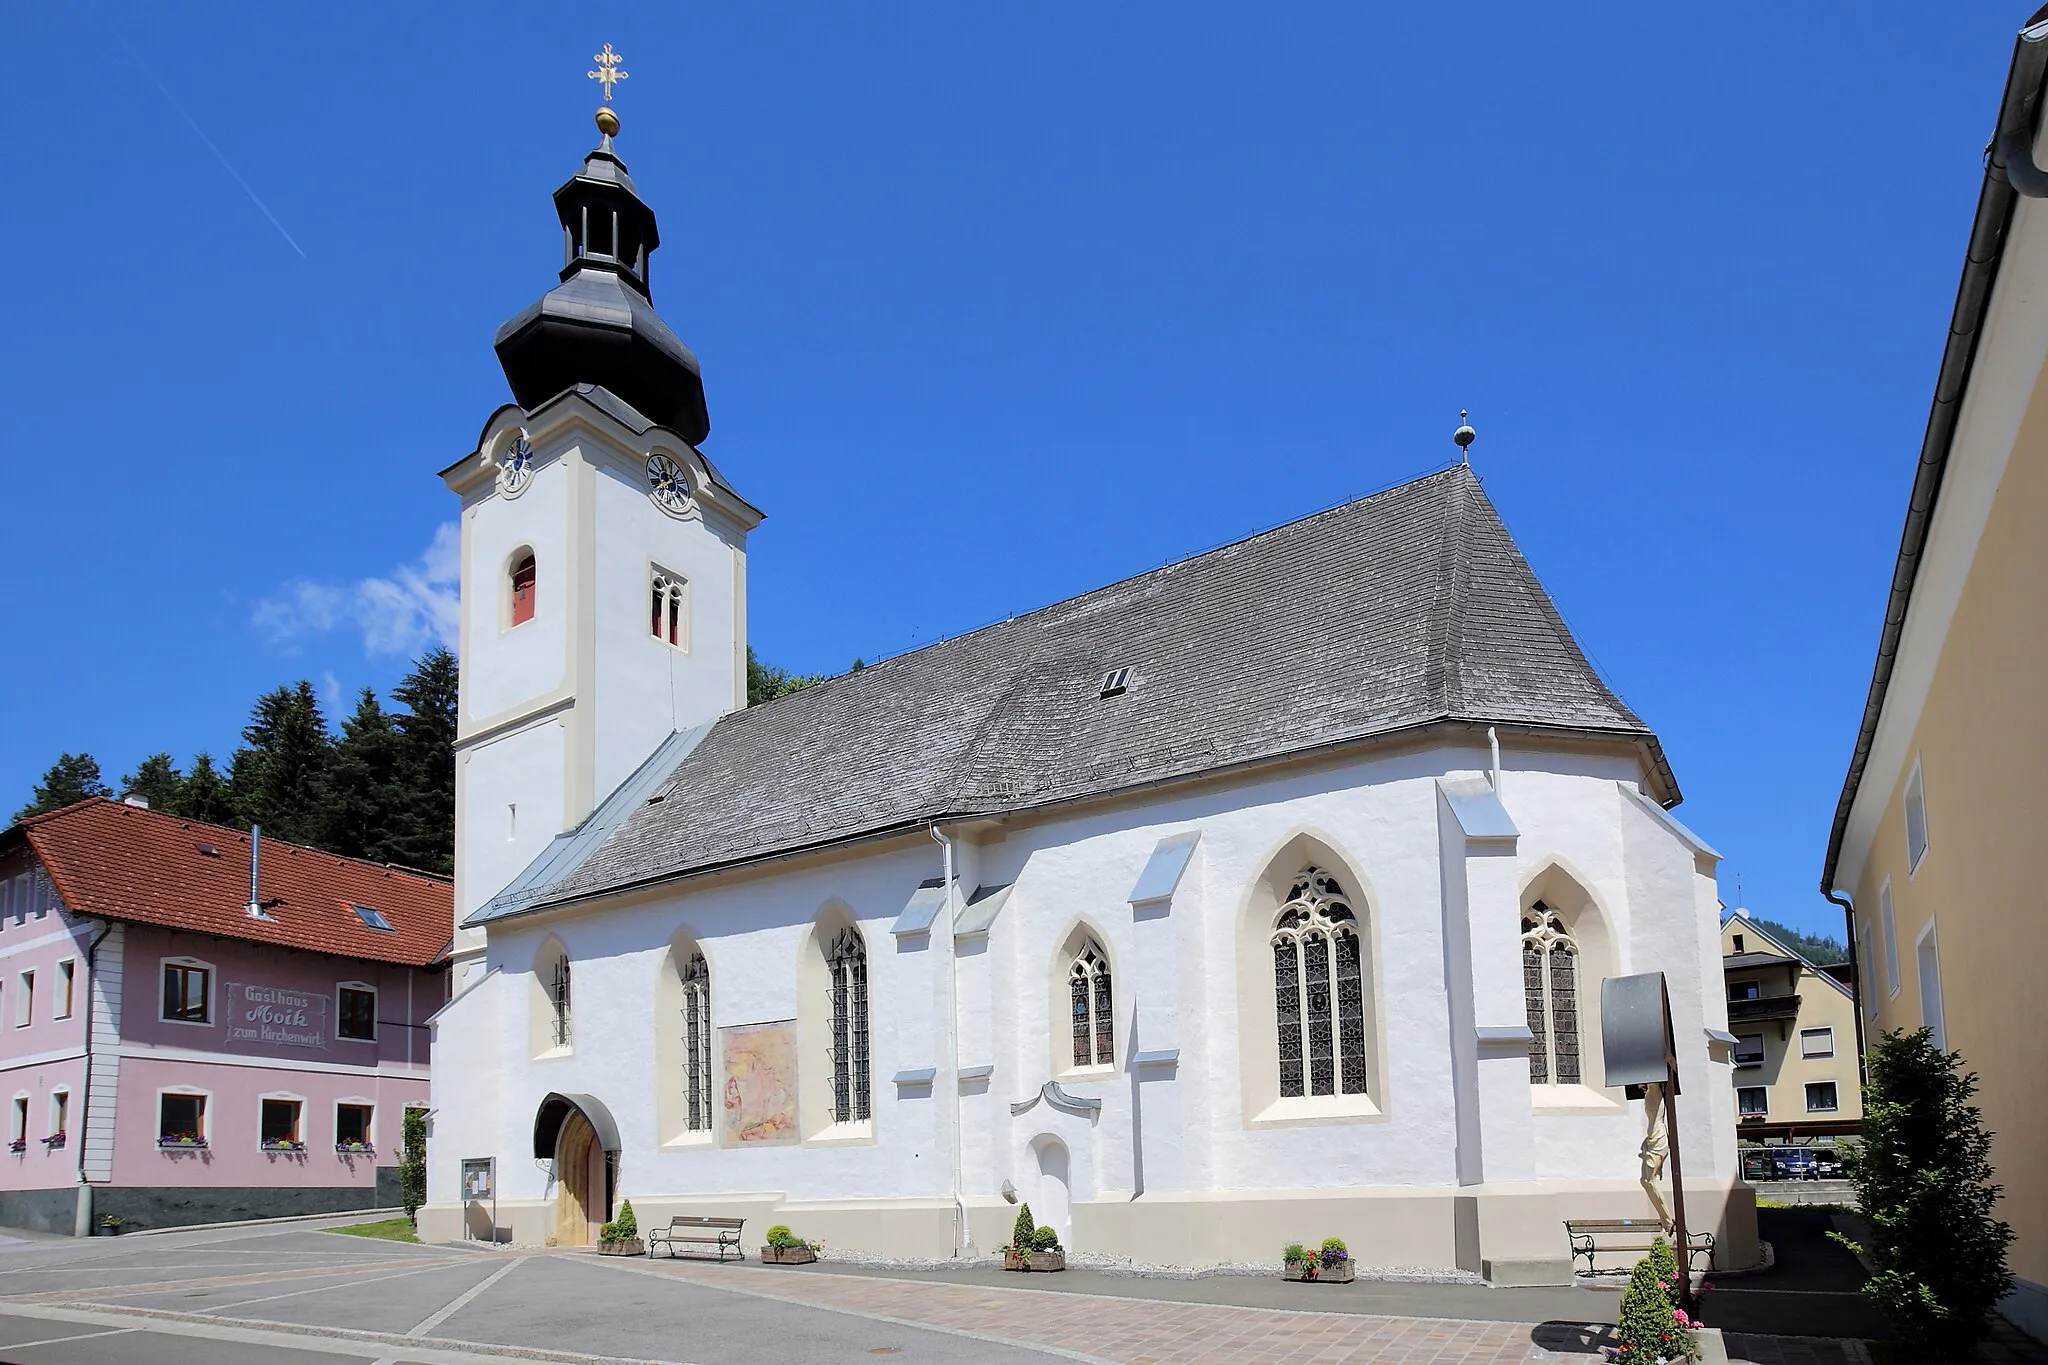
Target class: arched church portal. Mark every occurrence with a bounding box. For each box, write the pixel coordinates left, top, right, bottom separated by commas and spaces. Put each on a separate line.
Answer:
532, 1093, 619, 1247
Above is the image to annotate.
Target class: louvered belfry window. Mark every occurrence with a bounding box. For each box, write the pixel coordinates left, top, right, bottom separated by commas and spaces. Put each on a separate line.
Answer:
1521, 903, 1581, 1084
1069, 941, 1114, 1067
549, 952, 572, 1048
1272, 867, 1368, 1098
682, 952, 712, 1131
828, 927, 870, 1123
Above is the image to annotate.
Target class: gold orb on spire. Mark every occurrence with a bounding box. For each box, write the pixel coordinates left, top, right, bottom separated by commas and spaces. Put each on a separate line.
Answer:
596, 106, 620, 137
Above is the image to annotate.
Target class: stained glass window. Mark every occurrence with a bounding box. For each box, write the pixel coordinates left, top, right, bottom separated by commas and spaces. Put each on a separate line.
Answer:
1271, 867, 1368, 1099
828, 927, 870, 1123
1068, 942, 1113, 1067
682, 953, 711, 1131
1520, 903, 1581, 1085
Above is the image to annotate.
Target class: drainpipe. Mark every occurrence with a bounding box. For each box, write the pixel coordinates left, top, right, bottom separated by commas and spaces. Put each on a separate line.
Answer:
73, 919, 113, 1237
930, 824, 969, 1255
1824, 890, 1867, 1090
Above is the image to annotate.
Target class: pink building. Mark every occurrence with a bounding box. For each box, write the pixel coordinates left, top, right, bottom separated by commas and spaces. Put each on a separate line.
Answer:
0, 798, 451, 1234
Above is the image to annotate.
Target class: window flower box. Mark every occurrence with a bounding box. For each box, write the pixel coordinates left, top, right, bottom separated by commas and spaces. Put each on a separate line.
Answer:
7, 1139, 25, 1154
41, 1133, 64, 1149
260, 1140, 306, 1153
157, 1135, 206, 1150
335, 1142, 375, 1156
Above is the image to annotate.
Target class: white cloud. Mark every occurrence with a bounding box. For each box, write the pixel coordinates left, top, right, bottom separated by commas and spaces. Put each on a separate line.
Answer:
255, 523, 460, 658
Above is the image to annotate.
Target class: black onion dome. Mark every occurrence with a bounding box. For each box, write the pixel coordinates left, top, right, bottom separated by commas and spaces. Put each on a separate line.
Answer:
494, 143, 710, 445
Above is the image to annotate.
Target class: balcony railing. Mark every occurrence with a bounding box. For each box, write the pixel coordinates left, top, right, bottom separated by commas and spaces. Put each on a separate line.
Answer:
1728, 994, 1801, 1024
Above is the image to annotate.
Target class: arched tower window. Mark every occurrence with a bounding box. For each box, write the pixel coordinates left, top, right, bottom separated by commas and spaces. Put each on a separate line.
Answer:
1069, 941, 1113, 1067
826, 927, 869, 1123
548, 949, 572, 1049
1272, 867, 1368, 1098
510, 551, 537, 627
681, 952, 712, 1132
1522, 902, 1581, 1085
650, 567, 687, 648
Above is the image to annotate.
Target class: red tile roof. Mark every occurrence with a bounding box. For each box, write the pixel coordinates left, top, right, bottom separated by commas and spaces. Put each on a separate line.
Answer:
12, 799, 451, 969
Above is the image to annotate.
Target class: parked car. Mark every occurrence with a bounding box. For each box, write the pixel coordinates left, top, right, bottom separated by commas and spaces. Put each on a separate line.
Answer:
1768, 1147, 1819, 1181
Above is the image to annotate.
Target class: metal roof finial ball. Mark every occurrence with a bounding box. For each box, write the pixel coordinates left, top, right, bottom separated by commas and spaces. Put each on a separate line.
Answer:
595, 106, 620, 138
1453, 410, 1477, 462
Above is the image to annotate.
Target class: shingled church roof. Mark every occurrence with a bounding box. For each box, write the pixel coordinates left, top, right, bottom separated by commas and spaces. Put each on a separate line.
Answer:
472, 464, 1671, 923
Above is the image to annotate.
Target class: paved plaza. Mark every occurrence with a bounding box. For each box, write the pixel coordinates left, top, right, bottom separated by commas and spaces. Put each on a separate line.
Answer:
0, 1213, 2027, 1365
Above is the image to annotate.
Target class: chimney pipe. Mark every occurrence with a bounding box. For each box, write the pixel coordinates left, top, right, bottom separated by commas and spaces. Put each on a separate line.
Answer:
247, 826, 264, 919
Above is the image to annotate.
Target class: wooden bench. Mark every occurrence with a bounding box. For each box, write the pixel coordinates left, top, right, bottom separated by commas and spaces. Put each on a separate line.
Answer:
647, 1215, 745, 1262
1564, 1219, 1714, 1276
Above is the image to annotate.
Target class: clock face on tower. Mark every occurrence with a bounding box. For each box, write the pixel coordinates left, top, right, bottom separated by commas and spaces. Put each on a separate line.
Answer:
498, 434, 533, 496
646, 453, 694, 515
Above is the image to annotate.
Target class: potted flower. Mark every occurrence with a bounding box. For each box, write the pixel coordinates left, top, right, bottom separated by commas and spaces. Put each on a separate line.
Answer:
259, 1138, 305, 1153
1001, 1204, 1066, 1272
335, 1140, 375, 1156
157, 1132, 206, 1150
1283, 1242, 1318, 1281
762, 1224, 818, 1265
1284, 1237, 1355, 1283
597, 1199, 644, 1256
7, 1138, 24, 1154
94, 1215, 122, 1237
41, 1131, 65, 1150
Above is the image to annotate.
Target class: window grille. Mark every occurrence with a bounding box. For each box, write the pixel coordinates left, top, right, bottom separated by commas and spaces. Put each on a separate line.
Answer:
1271, 866, 1368, 1098
827, 927, 870, 1123
682, 953, 712, 1132
650, 569, 687, 648
1521, 903, 1581, 1084
1068, 942, 1113, 1067
550, 953, 573, 1048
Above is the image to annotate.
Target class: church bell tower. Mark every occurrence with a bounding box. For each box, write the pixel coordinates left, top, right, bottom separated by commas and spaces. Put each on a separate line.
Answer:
442, 50, 763, 961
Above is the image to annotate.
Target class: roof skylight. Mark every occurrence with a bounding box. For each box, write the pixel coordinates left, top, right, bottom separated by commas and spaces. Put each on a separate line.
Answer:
351, 904, 394, 932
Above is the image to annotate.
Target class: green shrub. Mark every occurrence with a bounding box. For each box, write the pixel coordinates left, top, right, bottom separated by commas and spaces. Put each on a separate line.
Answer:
1282, 1242, 1307, 1265
1613, 1254, 1684, 1364
766, 1224, 809, 1251
1834, 1028, 2015, 1364
1011, 1203, 1035, 1250
398, 1107, 427, 1228
1032, 1225, 1060, 1251
1646, 1235, 1678, 1300
611, 1200, 637, 1240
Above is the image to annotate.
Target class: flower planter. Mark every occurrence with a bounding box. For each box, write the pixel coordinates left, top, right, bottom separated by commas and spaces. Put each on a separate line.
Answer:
156, 1140, 206, 1151
1003, 1249, 1066, 1272
93, 1224, 121, 1237
1283, 1261, 1356, 1283
761, 1245, 817, 1264
597, 1238, 645, 1257
334, 1145, 375, 1156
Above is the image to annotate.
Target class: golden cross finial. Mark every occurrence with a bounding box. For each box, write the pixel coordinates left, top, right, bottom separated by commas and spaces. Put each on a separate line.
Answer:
588, 44, 628, 103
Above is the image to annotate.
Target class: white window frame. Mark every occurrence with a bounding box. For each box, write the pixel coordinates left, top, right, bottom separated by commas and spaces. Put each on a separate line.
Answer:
1735, 1085, 1768, 1116
9, 1093, 27, 1143
14, 970, 31, 1028
47, 1089, 68, 1141
334, 1098, 376, 1151
258, 1092, 307, 1149
1879, 879, 1902, 999
1904, 755, 1929, 874
10, 873, 24, 924
1916, 920, 1946, 1053
1805, 1081, 1840, 1113
54, 959, 74, 1021
156, 1085, 211, 1146
336, 981, 378, 1043
1799, 1027, 1834, 1059
159, 956, 215, 1027
649, 562, 690, 652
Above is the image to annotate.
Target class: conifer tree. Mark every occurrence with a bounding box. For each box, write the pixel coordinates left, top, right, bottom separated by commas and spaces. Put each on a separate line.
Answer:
14, 753, 113, 822
174, 753, 239, 826
324, 690, 405, 863
120, 753, 186, 812
387, 649, 457, 874
231, 682, 334, 844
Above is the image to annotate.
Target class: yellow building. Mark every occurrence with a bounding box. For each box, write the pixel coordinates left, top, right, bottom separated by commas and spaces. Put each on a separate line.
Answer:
1718, 912, 1861, 1147
1823, 10, 2048, 1341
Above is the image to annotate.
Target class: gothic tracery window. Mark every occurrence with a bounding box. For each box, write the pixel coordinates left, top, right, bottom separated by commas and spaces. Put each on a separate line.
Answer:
1522, 902, 1581, 1085
1069, 941, 1113, 1068
1272, 866, 1368, 1098
650, 568, 687, 648
827, 927, 870, 1123
682, 952, 712, 1132
548, 950, 572, 1049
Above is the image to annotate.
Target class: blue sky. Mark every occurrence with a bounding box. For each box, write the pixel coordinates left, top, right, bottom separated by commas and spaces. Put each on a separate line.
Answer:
0, 4, 2019, 940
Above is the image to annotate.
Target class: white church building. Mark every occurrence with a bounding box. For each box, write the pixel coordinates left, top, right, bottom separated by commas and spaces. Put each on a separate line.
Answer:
419, 105, 1757, 1282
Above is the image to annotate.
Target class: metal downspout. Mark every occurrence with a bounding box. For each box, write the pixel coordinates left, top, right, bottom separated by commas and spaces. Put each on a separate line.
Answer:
73, 919, 113, 1237
930, 825, 969, 1254
1824, 891, 1867, 1090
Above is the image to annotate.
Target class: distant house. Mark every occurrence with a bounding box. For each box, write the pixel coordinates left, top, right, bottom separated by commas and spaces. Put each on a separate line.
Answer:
0, 798, 452, 1234
1718, 911, 1860, 1145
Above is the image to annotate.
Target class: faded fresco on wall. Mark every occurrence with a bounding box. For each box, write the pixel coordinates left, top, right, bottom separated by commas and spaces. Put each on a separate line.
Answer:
720, 1020, 798, 1145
